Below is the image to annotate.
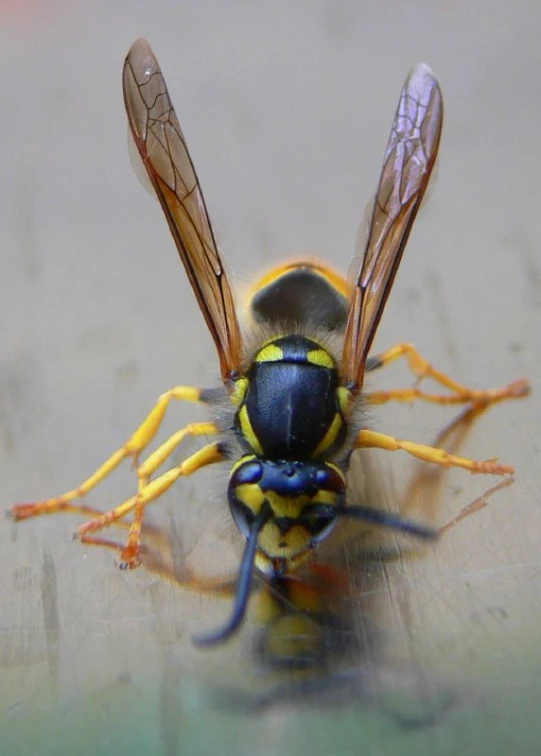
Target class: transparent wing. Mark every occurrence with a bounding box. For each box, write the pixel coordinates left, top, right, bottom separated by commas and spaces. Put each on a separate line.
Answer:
123, 38, 243, 380
341, 64, 443, 391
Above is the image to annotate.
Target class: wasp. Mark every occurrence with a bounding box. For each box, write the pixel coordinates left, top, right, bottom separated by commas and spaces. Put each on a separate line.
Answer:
11, 39, 529, 646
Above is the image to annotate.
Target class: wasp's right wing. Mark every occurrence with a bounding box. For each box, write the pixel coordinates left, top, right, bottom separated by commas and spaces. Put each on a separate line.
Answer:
341, 64, 443, 392
123, 38, 243, 380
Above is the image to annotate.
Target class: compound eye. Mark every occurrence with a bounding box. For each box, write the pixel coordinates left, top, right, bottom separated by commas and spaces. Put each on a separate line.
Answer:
228, 458, 264, 539
315, 465, 345, 494
231, 458, 263, 486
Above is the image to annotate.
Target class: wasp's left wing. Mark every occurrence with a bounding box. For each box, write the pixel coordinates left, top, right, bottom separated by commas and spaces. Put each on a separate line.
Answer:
341, 64, 443, 392
123, 38, 243, 380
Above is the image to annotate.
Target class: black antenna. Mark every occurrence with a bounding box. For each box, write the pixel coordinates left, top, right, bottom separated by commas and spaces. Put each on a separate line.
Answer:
334, 504, 438, 540
192, 502, 272, 647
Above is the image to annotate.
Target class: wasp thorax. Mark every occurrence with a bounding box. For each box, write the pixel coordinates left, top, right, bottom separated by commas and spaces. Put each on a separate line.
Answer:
233, 334, 348, 461
227, 456, 346, 571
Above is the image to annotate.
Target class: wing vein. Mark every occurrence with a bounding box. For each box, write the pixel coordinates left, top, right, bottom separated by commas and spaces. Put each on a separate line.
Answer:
341, 64, 443, 391
123, 39, 243, 380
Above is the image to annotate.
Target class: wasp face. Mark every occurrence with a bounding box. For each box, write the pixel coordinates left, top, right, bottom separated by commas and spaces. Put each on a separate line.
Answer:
227, 456, 346, 575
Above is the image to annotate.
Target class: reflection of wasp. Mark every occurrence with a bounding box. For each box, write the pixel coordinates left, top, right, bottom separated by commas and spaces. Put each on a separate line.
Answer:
217, 416, 516, 718
11, 39, 529, 646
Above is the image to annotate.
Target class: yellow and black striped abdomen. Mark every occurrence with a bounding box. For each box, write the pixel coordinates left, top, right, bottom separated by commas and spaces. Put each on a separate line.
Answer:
235, 334, 347, 461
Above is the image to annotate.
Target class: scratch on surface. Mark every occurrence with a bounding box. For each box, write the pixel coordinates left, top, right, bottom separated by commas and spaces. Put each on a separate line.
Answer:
40, 550, 60, 680
457, 561, 540, 580
426, 269, 458, 360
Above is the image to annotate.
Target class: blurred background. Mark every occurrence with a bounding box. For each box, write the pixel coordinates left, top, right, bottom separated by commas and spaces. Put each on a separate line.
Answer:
1, 2, 540, 755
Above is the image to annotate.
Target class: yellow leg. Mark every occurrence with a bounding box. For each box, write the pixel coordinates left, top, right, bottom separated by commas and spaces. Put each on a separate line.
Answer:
118, 499, 146, 568
365, 343, 530, 407
117, 421, 218, 568
76, 441, 224, 542
355, 429, 514, 475
10, 385, 207, 520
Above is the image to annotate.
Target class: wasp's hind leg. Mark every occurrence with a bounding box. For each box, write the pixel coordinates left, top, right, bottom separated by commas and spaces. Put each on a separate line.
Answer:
75, 440, 225, 568
364, 343, 529, 408
10, 385, 217, 522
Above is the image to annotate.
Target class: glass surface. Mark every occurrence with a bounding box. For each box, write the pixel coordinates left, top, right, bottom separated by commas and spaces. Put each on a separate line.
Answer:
1, 3, 539, 755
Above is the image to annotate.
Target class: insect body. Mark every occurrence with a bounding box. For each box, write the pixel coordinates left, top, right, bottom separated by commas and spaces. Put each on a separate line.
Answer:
11, 40, 530, 645
228, 333, 349, 569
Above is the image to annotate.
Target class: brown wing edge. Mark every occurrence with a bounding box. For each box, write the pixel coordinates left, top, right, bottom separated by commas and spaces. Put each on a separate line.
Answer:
122, 38, 243, 381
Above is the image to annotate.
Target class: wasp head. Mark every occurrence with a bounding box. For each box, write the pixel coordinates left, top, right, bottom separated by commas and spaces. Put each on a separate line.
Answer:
227, 456, 346, 576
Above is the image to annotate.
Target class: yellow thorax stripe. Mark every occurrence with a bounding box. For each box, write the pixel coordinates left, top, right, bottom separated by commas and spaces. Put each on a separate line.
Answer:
238, 405, 263, 455
306, 348, 334, 368
254, 343, 284, 363
313, 413, 343, 457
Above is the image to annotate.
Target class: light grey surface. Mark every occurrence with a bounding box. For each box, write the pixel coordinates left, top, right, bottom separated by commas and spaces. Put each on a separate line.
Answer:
1, 2, 540, 755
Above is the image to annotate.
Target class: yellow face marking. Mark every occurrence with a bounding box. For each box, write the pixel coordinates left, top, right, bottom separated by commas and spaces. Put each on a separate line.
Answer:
255, 548, 313, 576
234, 482, 265, 513
258, 522, 311, 560
233, 482, 342, 564
233, 485, 314, 559
306, 348, 335, 369
254, 343, 284, 363
311, 489, 338, 506
238, 405, 264, 455
234, 485, 309, 518
313, 412, 344, 458
234, 483, 340, 517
